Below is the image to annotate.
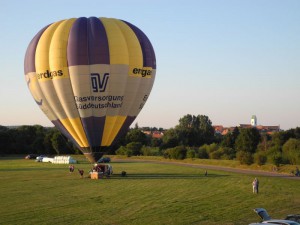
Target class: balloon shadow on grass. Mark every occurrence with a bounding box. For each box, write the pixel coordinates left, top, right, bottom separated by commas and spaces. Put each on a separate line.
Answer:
110, 173, 228, 180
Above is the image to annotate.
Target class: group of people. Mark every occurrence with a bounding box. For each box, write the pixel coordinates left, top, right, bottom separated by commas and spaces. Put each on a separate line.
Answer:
68, 163, 114, 179
68, 164, 84, 178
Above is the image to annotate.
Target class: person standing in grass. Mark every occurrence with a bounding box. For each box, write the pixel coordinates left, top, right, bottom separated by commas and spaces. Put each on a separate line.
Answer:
252, 178, 259, 194
69, 164, 74, 173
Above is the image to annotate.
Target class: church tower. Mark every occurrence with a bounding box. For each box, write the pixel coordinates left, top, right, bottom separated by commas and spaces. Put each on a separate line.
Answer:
251, 115, 257, 127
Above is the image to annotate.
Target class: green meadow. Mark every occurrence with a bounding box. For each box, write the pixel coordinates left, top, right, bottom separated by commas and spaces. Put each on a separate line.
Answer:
0, 156, 299, 225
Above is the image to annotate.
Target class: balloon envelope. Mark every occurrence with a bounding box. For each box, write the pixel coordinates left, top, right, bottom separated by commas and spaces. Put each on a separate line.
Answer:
24, 17, 156, 163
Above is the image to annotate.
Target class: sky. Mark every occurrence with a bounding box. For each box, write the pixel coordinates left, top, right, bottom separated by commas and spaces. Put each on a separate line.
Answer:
0, 0, 299, 130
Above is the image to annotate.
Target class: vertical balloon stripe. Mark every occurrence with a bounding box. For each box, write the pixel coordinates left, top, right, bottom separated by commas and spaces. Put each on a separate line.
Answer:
50, 19, 75, 75
25, 23, 67, 139
86, 17, 109, 146
114, 20, 143, 68
35, 21, 76, 128
50, 18, 89, 147
24, 24, 50, 74
111, 116, 136, 146
67, 18, 93, 148
52, 119, 81, 149
67, 17, 110, 148
88, 17, 110, 64
35, 20, 77, 140
35, 22, 62, 75
99, 18, 129, 65
60, 118, 84, 147
101, 116, 126, 146
67, 17, 89, 66
99, 18, 129, 145
112, 20, 144, 121
67, 17, 110, 65
122, 21, 156, 69
81, 117, 106, 147
113, 21, 156, 130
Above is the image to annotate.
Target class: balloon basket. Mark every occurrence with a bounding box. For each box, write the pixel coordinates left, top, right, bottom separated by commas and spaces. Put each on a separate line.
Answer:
90, 172, 110, 179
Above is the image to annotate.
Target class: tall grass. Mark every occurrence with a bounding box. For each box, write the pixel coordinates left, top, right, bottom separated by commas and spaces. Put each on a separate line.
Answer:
0, 156, 299, 225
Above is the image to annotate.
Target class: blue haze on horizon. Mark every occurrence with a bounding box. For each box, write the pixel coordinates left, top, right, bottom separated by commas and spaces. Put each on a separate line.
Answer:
0, 0, 299, 130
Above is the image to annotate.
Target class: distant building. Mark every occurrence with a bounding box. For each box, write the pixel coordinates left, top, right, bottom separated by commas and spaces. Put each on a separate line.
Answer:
213, 126, 236, 136
142, 130, 164, 139
238, 124, 280, 134
152, 131, 164, 139
213, 115, 280, 135
213, 125, 224, 135
238, 115, 280, 134
251, 115, 257, 127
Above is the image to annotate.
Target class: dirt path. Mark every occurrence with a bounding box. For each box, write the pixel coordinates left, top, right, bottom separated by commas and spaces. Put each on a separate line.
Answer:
113, 158, 300, 180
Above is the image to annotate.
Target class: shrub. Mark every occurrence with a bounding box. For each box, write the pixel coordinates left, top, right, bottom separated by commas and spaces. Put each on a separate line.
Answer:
197, 146, 209, 159
282, 138, 300, 165
267, 152, 283, 167
173, 146, 187, 160
165, 146, 187, 160
220, 147, 236, 160
186, 148, 196, 159
126, 142, 143, 156
254, 152, 267, 166
116, 146, 128, 155
163, 149, 171, 159
209, 150, 222, 159
141, 146, 160, 156
207, 143, 218, 154
236, 151, 253, 165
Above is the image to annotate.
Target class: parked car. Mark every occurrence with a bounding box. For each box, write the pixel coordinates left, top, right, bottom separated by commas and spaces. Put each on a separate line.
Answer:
35, 155, 46, 162
25, 154, 37, 159
285, 215, 300, 223
97, 157, 111, 163
249, 208, 300, 225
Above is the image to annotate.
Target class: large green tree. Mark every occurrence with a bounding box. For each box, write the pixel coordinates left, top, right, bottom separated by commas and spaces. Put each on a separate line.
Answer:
235, 128, 261, 154
125, 128, 147, 145
0, 126, 11, 154
51, 131, 70, 155
161, 128, 179, 149
221, 127, 240, 149
175, 114, 214, 147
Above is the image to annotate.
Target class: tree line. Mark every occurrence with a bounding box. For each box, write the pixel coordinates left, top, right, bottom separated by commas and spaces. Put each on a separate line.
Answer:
116, 114, 300, 166
0, 125, 79, 156
1, 114, 300, 166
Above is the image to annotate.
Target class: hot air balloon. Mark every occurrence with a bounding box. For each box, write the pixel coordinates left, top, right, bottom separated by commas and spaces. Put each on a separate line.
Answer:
24, 17, 156, 163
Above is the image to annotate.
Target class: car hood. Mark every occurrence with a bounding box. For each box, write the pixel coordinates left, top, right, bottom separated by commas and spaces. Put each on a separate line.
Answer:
254, 208, 272, 221
267, 220, 300, 225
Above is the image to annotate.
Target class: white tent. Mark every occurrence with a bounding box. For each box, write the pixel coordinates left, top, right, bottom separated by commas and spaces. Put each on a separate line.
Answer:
52, 156, 77, 164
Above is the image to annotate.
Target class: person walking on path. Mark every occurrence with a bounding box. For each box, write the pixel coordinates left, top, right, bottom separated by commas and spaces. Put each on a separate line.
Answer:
252, 178, 259, 194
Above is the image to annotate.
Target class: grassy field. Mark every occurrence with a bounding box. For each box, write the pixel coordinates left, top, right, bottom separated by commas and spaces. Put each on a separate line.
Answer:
0, 156, 299, 225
